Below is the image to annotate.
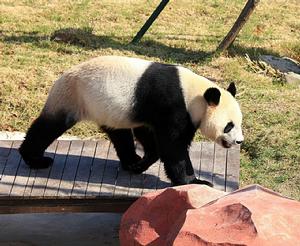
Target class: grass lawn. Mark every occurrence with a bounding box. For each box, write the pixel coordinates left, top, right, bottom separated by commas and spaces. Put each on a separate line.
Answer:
0, 0, 299, 199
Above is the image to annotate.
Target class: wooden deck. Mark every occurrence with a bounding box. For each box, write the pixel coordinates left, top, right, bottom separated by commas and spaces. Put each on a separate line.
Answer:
0, 140, 240, 214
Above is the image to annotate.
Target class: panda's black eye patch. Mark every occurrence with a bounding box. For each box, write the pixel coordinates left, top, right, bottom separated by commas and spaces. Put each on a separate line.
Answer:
224, 122, 234, 133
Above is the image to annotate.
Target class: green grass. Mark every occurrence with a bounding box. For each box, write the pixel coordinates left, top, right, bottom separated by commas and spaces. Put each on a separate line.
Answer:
0, 0, 299, 199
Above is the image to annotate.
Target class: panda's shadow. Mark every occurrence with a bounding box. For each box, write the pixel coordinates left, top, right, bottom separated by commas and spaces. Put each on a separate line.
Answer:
1, 145, 237, 196
0, 146, 170, 194
2, 28, 281, 64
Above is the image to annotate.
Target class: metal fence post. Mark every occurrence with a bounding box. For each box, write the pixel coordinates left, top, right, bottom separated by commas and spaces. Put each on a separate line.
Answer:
131, 0, 169, 44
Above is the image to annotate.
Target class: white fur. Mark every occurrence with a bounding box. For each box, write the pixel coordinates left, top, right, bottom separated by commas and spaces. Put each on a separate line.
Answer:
199, 90, 243, 147
177, 66, 212, 126
43, 56, 243, 147
177, 66, 243, 146
78, 56, 150, 128
44, 56, 151, 128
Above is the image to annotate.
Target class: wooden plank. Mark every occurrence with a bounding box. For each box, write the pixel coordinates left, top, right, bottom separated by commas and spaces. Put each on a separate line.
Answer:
0, 139, 240, 202
127, 143, 144, 197
43, 141, 71, 197
190, 142, 201, 179
85, 140, 110, 197
156, 161, 170, 189
57, 140, 84, 197
127, 173, 144, 197
9, 158, 30, 197
23, 168, 37, 197
28, 141, 58, 197
140, 139, 161, 194
99, 143, 120, 197
71, 141, 97, 196
226, 145, 240, 192
0, 141, 13, 180
213, 144, 227, 191
0, 141, 22, 196
141, 159, 160, 195
113, 147, 131, 198
199, 142, 214, 184
0, 197, 137, 214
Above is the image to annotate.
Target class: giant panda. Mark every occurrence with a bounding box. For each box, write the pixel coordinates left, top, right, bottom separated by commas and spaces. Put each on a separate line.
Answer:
19, 56, 243, 186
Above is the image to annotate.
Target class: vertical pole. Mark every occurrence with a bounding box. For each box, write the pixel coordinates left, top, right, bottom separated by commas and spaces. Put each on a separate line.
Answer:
131, 0, 169, 44
217, 0, 260, 52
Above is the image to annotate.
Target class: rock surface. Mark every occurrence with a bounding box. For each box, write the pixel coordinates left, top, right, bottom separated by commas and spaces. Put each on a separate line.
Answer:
285, 71, 300, 86
259, 55, 300, 74
120, 184, 300, 246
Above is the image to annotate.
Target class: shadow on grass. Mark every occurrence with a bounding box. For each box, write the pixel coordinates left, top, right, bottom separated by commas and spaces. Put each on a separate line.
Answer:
2, 28, 214, 64
227, 43, 281, 59
241, 141, 260, 161
2, 30, 48, 43
2, 28, 281, 63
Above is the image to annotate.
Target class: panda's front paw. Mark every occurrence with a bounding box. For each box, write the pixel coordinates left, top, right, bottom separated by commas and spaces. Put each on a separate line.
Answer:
190, 178, 213, 187
127, 160, 148, 174
127, 153, 159, 174
121, 154, 142, 171
128, 165, 147, 174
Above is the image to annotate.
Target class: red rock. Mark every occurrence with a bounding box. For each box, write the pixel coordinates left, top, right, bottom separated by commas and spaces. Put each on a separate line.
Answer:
119, 184, 300, 246
119, 184, 226, 245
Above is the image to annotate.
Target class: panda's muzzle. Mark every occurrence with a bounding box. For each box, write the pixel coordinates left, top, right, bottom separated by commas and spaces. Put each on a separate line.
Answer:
221, 139, 232, 148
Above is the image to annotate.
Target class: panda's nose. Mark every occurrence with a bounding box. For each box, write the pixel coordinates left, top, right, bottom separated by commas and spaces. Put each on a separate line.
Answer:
236, 140, 243, 144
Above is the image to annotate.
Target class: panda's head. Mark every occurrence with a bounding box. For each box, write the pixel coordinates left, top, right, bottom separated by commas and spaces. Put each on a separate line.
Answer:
200, 82, 243, 148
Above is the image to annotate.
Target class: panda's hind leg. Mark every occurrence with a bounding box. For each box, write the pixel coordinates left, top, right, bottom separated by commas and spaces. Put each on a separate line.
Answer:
101, 127, 141, 171
19, 111, 77, 169
131, 126, 159, 174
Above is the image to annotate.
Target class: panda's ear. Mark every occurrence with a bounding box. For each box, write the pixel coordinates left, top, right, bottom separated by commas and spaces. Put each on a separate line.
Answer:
227, 82, 236, 97
204, 87, 221, 106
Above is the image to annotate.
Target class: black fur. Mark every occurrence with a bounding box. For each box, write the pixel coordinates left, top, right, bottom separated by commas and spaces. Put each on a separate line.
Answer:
131, 62, 211, 186
227, 82, 236, 97
19, 112, 77, 168
20, 61, 213, 187
224, 121, 234, 133
204, 87, 221, 106
132, 126, 159, 173
101, 127, 141, 170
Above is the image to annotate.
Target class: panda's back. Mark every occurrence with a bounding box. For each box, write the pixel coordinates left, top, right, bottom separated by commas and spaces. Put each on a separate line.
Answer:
44, 56, 215, 130
44, 56, 154, 128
